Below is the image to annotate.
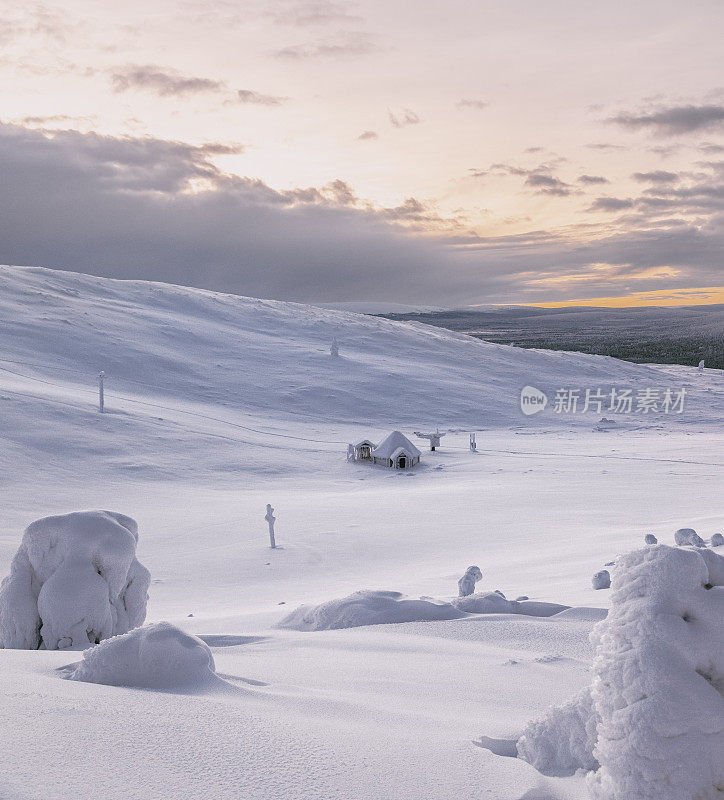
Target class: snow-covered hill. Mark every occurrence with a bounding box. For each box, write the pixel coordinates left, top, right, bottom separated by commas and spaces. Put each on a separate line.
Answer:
0, 265, 722, 800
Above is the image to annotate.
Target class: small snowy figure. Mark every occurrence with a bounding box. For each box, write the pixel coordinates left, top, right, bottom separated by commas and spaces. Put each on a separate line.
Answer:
330, 337, 339, 358
265, 504, 277, 549
346, 444, 355, 462
698, 359, 705, 372
711, 533, 724, 547
675, 527, 706, 547
98, 370, 105, 413
458, 565, 483, 597
469, 433, 477, 452
592, 569, 610, 590
644, 533, 658, 545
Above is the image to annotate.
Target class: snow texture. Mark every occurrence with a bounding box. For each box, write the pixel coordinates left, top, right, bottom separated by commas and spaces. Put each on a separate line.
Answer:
63, 622, 215, 688
517, 544, 724, 800
516, 687, 599, 776
591, 570, 611, 590
457, 565, 482, 596
0, 511, 150, 650
675, 527, 706, 547
277, 590, 465, 631
587, 544, 724, 799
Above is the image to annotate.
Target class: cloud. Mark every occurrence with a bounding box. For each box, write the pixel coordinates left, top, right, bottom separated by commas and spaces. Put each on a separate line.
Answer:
388, 108, 421, 128
269, 1, 361, 27
456, 99, 488, 110
585, 142, 625, 151
236, 89, 287, 106
524, 173, 573, 196
610, 103, 724, 135
588, 197, 635, 212
111, 65, 224, 97
274, 30, 375, 58
578, 174, 609, 184
357, 130, 378, 140
631, 170, 679, 183
0, 123, 720, 306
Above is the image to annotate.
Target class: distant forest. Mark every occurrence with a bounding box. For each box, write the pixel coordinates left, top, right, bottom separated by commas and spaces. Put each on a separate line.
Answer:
378, 306, 724, 370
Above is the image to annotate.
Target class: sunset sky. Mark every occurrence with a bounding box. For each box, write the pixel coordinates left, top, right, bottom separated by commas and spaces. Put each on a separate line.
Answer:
1, 0, 723, 306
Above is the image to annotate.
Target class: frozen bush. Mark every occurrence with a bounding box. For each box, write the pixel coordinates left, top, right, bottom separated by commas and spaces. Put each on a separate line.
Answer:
644, 534, 657, 545
0, 511, 150, 650
516, 687, 599, 776
63, 622, 215, 689
675, 527, 706, 547
457, 565, 482, 597
591, 570, 610, 590
711, 533, 724, 548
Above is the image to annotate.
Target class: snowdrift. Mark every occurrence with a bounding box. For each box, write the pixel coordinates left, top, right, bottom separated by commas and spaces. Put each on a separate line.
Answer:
451, 591, 569, 617
0, 511, 150, 650
62, 622, 216, 689
277, 590, 465, 631
516, 544, 724, 800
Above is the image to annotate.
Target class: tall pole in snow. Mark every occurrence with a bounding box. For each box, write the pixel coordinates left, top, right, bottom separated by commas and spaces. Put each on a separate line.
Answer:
98, 371, 105, 413
265, 504, 276, 549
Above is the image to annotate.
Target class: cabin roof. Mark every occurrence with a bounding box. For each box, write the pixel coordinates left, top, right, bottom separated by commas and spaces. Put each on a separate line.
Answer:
371, 431, 421, 460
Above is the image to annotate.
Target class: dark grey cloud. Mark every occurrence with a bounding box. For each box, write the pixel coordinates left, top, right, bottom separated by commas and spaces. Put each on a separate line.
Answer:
0, 123, 720, 305
357, 130, 378, 140
632, 170, 679, 183
388, 108, 421, 128
588, 197, 635, 212
274, 30, 375, 58
111, 65, 224, 97
236, 89, 287, 106
524, 172, 573, 196
456, 99, 488, 110
578, 174, 609, 185
611, 103, 724, 136
699, 142, 724, 154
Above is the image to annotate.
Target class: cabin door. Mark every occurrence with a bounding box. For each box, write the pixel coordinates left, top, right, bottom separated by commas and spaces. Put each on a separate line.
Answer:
397, 456, 407, 469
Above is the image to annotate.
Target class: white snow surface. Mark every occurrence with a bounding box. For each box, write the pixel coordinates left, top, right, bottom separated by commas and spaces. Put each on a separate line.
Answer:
0, 510, 149, 650
62, 621, 216, 688
0, 265, 722, 800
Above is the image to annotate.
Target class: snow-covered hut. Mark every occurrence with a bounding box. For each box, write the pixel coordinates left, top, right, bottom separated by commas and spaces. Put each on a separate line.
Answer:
353, 439, 377, 461
371, 431, 421, 469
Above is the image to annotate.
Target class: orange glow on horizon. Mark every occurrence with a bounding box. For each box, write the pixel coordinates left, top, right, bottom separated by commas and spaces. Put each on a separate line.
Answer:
514, 287, 724, 308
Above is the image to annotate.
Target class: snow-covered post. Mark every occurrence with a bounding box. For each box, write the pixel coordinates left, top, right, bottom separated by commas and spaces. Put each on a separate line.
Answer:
698, 359, 705, 372
330, 337, 339, 358
98, 371, 105, 413
469, 433, 477, 452
265, 504, 277, 549
346, 444, 355, 462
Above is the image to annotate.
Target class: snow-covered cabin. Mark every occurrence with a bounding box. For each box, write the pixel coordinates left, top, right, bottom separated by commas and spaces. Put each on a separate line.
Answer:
371, 431, 421, 469
354, 439, 377, 460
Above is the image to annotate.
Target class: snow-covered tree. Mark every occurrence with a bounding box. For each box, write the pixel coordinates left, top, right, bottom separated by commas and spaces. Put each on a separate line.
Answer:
457, 565, 482, 597
591, 569, 610, 589
675, 527, 706, 547
0, 511, 150, 650
712, 533, 724, 548
644, 533, 658, 545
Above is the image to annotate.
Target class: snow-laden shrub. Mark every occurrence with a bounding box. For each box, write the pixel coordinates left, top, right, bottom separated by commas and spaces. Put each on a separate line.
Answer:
711, 533, 724, 548
674, 527, 706, 547
62, 622, 215, 689
517, 687, 599, 776
277, 590, 465, 631
0, 511, 150, 650
591, 570, 610, 590
644, 533, 657, 545
587, 544, 724, 800
516, 545, 724, 799
457, 565, 482, 597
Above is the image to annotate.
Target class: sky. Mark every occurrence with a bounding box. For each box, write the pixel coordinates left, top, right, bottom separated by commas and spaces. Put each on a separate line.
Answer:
0, 0, 723, 307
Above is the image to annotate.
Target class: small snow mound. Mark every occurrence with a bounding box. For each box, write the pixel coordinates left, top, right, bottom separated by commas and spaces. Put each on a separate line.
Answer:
591, 570, 610, 590
452, 591, 515, 613
0, 511, 150, 650
277, 589, 464, 631
63, 622, 216, 689
644, 533, 658, 545
674, 527, 706, 547
711, 533, 724, 548
517, 688, 599, 776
